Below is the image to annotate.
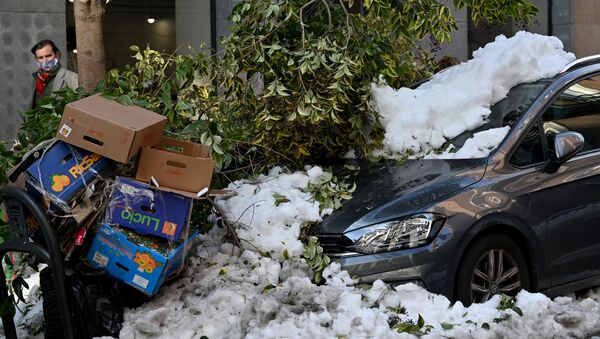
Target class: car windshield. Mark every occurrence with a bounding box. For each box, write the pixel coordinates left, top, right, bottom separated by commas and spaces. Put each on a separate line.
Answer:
442, 81, 551, 149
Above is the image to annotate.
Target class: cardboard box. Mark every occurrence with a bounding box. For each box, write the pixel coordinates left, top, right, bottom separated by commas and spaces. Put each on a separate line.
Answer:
135, 137, 214, 198
26, 141, 110, 212
86, 224, 199, 296
105, 177, 192, 241
56, 94, 167, 163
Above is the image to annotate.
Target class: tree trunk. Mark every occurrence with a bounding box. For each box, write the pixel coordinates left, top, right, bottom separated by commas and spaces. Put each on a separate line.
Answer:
74, 0, 106, 92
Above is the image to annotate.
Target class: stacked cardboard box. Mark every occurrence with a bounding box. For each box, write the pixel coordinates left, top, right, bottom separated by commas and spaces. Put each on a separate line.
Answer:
11, 94, 216, 296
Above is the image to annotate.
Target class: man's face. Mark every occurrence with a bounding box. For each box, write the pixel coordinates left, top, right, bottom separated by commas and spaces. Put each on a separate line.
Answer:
35, 45, 60, 71
34, 45, 57, 63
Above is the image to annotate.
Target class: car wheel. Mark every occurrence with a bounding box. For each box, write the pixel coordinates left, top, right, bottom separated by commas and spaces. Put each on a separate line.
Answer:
455, 234, 530, 305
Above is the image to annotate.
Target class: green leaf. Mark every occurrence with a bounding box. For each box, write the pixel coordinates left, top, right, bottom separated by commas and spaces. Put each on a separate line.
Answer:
417, 314, 425, 328
273, 192, 290, 206
116, 95, 133, 106
12, 277, 29, 303
512, 306, 523, 316
262, 284, 277, 293
482, 322, 490, 329
440, 322, 453, 330
212, 143, 225, 155
4, 255, 12, 266
200, 132, 209, 145
283, 249, 290, 260
304, 243, 316, 259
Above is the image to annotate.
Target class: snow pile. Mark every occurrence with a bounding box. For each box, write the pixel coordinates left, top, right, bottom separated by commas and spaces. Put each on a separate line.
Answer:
372, 31, 575, 158
120, 233, 600, 338
216, 166, 325, 260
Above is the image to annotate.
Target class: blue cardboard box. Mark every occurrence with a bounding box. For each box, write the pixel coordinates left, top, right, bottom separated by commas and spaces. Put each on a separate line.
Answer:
26, 141, 109, 211
86, 224, 199, 296
106, 177, 192, 241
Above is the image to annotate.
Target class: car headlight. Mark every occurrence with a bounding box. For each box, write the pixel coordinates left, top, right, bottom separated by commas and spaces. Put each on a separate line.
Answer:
344, 213, 445, 254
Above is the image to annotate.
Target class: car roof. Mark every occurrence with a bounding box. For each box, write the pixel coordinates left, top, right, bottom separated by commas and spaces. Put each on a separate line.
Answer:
559, 54, 600, 74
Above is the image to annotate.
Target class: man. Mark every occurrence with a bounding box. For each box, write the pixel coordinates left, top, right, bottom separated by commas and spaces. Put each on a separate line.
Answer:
30, 39, 78, 108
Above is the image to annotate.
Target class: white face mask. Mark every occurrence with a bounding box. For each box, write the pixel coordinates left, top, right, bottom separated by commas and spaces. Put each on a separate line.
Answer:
37, 58, 59, 71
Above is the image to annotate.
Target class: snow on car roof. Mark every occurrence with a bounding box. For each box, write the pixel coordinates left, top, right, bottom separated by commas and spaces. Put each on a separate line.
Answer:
372, 31, 576, 159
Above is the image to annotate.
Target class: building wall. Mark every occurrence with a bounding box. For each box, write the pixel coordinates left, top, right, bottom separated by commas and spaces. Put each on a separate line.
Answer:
521, 0, 549, 36
467, 0, 549, 58
433, 0, 549, 62
571, 0, 600, 57
552, 0, 572, 51
435, 3, 469, 61
0, 0, 66, 141
176, 0, 211, 54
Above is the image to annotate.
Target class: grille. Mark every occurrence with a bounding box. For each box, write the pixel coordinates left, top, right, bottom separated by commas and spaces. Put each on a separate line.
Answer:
317, 234, 353, 255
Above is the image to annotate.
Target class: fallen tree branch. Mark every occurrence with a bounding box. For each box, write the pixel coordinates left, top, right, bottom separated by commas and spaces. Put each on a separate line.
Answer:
206, 197, 242, 250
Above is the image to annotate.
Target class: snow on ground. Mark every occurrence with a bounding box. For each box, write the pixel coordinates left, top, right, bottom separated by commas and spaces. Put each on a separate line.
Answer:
371, 31, 575, 158
118, 167, 600, 339
214, 166, 325, 260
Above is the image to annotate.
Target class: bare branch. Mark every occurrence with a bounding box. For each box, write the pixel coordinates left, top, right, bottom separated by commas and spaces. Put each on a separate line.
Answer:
338, 0, 352, 49
321, 0, 332, 30
206, 197, 242, 250
300, 0, 319, 49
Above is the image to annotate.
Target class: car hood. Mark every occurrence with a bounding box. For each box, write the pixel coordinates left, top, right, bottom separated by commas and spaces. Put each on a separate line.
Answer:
317, 158, 487, 234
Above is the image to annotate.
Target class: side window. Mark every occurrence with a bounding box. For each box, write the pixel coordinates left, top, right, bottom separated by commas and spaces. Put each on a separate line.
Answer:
542, 75, 600, 153
510, 122, 544, 167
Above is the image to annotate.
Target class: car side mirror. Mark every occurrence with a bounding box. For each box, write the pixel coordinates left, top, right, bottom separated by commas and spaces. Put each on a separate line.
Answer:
543, 131, 584, 173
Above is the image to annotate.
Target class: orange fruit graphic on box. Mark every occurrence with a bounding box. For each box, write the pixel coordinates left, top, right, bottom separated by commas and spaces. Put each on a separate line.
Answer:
50, 174, 71, 192
162, 221, 177, 236
134, 251, 161, 273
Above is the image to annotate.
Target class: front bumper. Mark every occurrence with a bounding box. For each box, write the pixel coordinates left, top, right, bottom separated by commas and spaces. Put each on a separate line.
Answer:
322, 228, 459, 298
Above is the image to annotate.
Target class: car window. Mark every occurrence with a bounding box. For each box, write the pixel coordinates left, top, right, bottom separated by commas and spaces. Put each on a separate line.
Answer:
542, 74, 600, 153
510, 121, 545, 167
446, 82, 549, 149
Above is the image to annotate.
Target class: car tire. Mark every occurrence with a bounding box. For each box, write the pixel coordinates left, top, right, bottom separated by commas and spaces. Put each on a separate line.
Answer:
455, 234, 530, 306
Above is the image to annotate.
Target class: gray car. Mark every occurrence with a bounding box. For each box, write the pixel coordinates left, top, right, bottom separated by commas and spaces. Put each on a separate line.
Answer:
315, 55, 600, 305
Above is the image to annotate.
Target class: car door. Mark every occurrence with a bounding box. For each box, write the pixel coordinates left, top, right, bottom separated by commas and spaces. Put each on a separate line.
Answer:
539, 74, 600, 286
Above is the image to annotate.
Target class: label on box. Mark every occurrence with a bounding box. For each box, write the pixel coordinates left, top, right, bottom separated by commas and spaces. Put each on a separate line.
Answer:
93, 251, 109, 267
107, 177, 191, 240
26, 141, 109, 207
58, 124, 72, 138
120, 182, 151, 198
86, 224, 200, 296
133, 274, 149, 289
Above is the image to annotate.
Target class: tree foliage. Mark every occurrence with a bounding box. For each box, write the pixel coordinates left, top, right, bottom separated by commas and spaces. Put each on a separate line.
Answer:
1, 0, 538, 180
96, 0, 538, 171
